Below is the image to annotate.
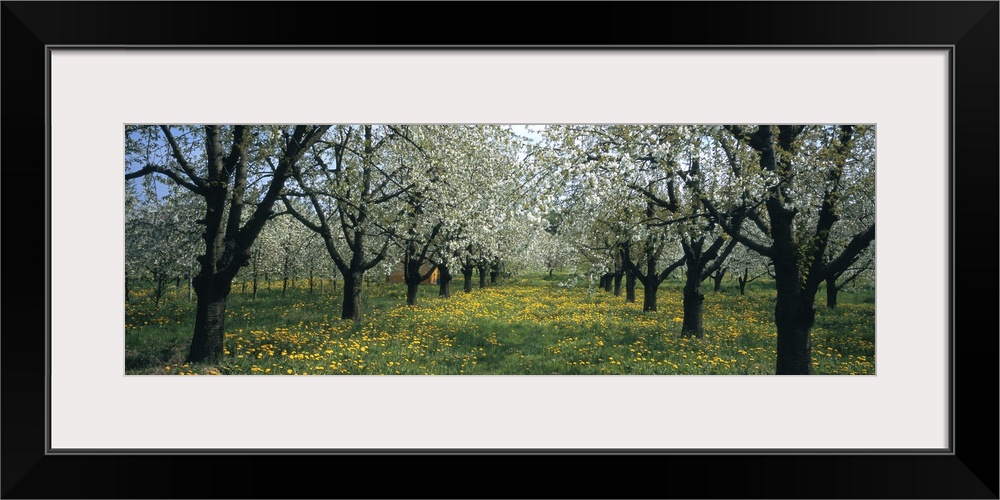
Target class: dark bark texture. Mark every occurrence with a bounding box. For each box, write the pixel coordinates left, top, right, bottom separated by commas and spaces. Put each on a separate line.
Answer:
438, 264, 452, 298
342, 272, 363, 321
462, 261, 474, 293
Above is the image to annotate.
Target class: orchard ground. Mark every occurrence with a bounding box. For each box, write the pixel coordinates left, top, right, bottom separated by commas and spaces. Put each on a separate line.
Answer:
125, 274, 875, 375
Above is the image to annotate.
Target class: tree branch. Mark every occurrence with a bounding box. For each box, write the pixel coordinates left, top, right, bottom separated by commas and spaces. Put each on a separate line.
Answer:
656, 255, 688, 283
821, 223, 875, 280
126, 164, 205, 195
159, 125, 206, 188
363, 237, 394, 272
701, 236, 739, 281
701, 197, 772, 257
836, 256, 872, 288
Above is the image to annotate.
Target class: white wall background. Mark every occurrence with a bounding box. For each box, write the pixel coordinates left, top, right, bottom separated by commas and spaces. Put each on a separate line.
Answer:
50, 50, 948, 450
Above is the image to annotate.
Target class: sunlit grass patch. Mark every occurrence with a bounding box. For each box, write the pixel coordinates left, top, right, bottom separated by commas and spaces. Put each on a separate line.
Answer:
125, 276, 875, 375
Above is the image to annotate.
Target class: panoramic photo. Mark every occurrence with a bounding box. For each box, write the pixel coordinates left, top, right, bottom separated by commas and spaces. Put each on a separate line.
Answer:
124, 124, 875, 376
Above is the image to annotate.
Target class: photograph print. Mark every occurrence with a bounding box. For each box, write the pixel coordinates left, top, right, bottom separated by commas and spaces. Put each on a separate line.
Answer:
124, 124, 875, 376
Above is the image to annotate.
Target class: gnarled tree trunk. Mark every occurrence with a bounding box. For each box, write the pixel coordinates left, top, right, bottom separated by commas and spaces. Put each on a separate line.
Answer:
682, 264, 705, 338
712, 268, 726, 292
341, 271, 364, 321
825, 275, 839, 308
438, 264, 452, 298
478, 263, 487, 288
188, 275, 232, 363
625, 268, 636, 303
462, 262, 474, 293
641, 284, 658, 312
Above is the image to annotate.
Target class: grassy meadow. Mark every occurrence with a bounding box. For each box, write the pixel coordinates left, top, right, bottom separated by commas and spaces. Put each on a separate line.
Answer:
125, 275, 875, 375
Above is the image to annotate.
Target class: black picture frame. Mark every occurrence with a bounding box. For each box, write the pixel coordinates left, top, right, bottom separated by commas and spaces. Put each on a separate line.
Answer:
3, 2, 996, 498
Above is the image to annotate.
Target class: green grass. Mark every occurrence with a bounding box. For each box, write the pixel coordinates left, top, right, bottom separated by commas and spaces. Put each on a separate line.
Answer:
125, 275, 875, 375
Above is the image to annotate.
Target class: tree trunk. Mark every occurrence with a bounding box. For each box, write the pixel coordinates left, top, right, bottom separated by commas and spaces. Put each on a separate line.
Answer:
826, 275, 839, 308
598, 274, 606, 289
406, 281, 419, 306
774, 297, 817, 375
548, 269, 553, 278
773, 257, 815, 375
462, 265, 474, 293
613, 271, 623, 297
640, 245, 661, 312
738, 275, 747, 296
488, 260, 501, 286
603, 273, 613, 293
187, 277, 230, 363
641, 279, 658, 312
251, 257, 259, 300
404, 259, 420, 306
341, 271, 364, 321
281, 276, 288, 298
713, 268, 726, 292
682, 266, 705, 338
625, 269, 636, 303
124, 275, 131, 304
153, 275, 168, 310
478, 264, 487, 288
309, 269, 314, 295
438, 264, 452, 298
404, 256, 438, 306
